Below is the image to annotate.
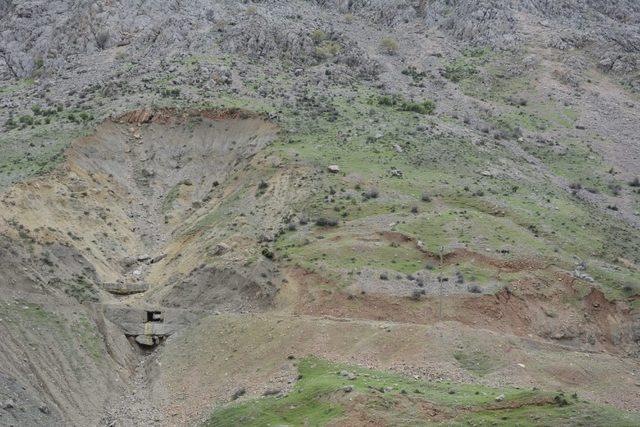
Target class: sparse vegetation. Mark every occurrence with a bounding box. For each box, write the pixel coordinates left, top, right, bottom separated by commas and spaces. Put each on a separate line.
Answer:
380, 37, 398, 55
206, 357, 639, 426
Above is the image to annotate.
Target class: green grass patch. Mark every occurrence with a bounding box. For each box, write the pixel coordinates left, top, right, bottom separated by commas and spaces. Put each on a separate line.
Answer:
205, 357, 639, 426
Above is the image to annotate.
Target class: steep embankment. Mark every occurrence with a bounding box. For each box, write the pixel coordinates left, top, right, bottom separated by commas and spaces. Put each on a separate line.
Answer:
0, 108, 303, 425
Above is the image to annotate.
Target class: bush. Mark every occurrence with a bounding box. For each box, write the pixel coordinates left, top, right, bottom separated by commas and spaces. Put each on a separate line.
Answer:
261, 247, 274, 259
467, 285, 482, 294
95, 30, 110, 50
400, 100, 436, 115
569, 182, 582, 191
5, 117, 17, 129
411, 289, 426, 300
380, 37, 398, 55
443, 60, 477, 83
402, 66, 427, 84
310, 29, 326, 44
19, 115, 34, 126
161, 88, 181, 98
315, 41, 341, 59
378, 95, 398, 106
315, 217, 339, 227
377, 94, 435, 115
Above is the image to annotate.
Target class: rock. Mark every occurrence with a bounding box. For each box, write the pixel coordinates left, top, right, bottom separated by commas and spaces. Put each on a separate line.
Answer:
38, 404, 49, 414
342, 385, 354, 393
262, 389, 281, 396
495, 394, 505, 402
389, 168, 403, 177
327, 165, 340, 173
2, 399, 15, 410
232, 388, 246, 400
120, 256, 137, 268
137, 254, 151, 262
339, 370, 357, 380
573, 271, 594, 282
102, 282, 149, 295
135, 334, 156, 346
151, 253, 167, 264
393, 143, 403, 153
212, 243, 230, 256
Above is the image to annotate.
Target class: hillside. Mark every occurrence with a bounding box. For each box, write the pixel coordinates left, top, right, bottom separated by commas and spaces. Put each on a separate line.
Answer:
1, 1, 640, 426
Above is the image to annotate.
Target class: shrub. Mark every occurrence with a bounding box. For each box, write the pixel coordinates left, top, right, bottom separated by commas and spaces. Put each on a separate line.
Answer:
421, 193, 431, 202
315, 217, 339, 227
467, 285, 482, 294
377, 93, 436, 115
609, 183, 622, 196
315, 41, 341, 59
400, 100, 436, 115
443, 61, 477, 83
569, 182, 582, 191
96, 30, 110, 49
161, 87, 181, 97
378, 94, 399, 106
411, 289, 426, 300
261, 247, 274, 259
310, 29, 327, 44
629, 177, 640, 187
380, 37, 399, 55
5, 117, 17, 129
19, 115, 34, 126
401, 66, 427, 84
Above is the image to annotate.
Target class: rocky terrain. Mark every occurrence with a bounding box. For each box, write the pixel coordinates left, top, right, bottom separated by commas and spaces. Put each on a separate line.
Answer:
1, 0, 640, 426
